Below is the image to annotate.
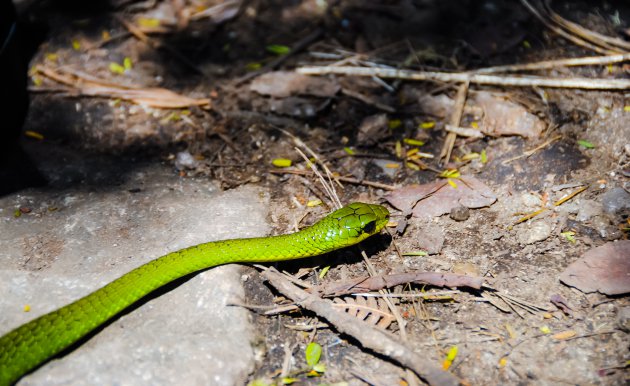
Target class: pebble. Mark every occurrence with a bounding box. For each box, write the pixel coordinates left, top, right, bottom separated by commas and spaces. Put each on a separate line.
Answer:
575, 199, 603, 221
617, 307, 630, 332
521, 192, 542, 208
449, 206, 470, 221
518, 220, 552, 245
175, 151, 198, 170
601, 187, 630, 215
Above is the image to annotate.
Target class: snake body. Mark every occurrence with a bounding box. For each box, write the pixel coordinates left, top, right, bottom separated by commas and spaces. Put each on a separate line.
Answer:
0, 202, 389, 385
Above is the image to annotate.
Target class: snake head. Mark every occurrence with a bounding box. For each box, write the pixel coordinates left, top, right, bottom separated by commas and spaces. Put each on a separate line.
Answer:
326, 202, 390, 246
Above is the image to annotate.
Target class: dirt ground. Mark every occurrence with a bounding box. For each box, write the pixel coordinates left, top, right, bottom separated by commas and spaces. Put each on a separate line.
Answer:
10, 0, 630, 385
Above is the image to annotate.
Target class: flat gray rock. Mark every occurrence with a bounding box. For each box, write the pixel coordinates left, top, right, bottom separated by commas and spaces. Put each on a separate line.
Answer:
0, 165, 269, 385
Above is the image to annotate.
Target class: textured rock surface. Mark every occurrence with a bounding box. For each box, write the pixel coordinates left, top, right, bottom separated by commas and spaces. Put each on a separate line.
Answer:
0, 165, 268, 385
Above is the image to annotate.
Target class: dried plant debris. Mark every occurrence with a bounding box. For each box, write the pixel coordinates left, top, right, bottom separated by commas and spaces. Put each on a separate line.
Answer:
386, 176, 497, 218
559, 240, 630, 295
250, 71, 340, 98
36, 66, 210, 109
332, 296, 395, 330
315, 272, 484, 297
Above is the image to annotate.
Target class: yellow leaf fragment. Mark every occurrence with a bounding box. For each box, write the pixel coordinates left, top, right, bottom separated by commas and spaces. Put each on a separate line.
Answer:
272, 158, 292, 168
395, 141, 402, 158
552, 330, 577, 340
343, 147, 355, 155
446, 346, 458, 361
406, 162, 420, 171
109, 62, 126, 74
461, 152, 479, 161
385, 163, 400, 169
403, 138, 425, 146
540, 325, 551, 334
505, 323, 517, 339
123, 57, 133, 70
498, 357, 508, 368
420, 121, 435, 129
45, 53, 59, 62
388, 119, 402, 129
137, 17, 161, 28
561, 231, 576, 243
23, 304, 31, 312
306, 199, 322, 207
439, 169, 460, 178
24, 130, 44, 140
480, 149, 488, 163
447, 179, 458, 188
71, 39, 81, 51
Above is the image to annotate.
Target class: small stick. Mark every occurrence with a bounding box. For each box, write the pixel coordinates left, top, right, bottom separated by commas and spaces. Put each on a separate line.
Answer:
269, 169, 396, 191
473, 53, 630, 74
297, 66, 630, 90
440, 81, 469, 164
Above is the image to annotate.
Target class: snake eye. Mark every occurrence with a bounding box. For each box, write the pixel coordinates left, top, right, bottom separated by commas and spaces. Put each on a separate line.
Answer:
362, 220, 376, 234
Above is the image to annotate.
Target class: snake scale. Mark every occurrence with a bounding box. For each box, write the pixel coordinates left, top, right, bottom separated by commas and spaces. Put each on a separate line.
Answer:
0, 202, 389, 385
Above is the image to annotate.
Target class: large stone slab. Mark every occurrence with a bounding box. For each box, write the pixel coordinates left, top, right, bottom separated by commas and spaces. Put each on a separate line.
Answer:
0, 165, 269, 385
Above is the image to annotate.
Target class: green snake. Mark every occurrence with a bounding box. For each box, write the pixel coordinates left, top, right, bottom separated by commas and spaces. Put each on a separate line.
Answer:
0, 202, 389, 385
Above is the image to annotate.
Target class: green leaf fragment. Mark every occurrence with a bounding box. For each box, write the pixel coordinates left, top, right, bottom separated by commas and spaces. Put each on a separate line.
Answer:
266, 45, 291, 55
305, 342, 322, 367
343, 147, 356, 155
577, 140, 595, 149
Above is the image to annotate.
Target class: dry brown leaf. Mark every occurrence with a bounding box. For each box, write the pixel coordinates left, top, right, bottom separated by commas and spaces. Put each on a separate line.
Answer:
250, 71, 340, 98
474, 92, 544, 139
386, 176, 497, 218
559, 240, 630, 295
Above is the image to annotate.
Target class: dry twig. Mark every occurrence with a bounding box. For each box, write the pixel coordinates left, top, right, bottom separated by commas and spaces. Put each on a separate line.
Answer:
261, 267, 460, 386
297, 66, 630, 90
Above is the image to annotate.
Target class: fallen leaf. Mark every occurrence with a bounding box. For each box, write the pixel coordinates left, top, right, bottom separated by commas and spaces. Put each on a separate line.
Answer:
386, 176, 497, 218
250, 71, 339, 98
559, 240, 630, 295
474, 92, 544, 139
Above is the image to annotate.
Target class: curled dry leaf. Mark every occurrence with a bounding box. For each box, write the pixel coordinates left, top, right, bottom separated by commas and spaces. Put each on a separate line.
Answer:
386, 176, 497, 219
250, 71, 340, 98
559, 240, 630, 295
